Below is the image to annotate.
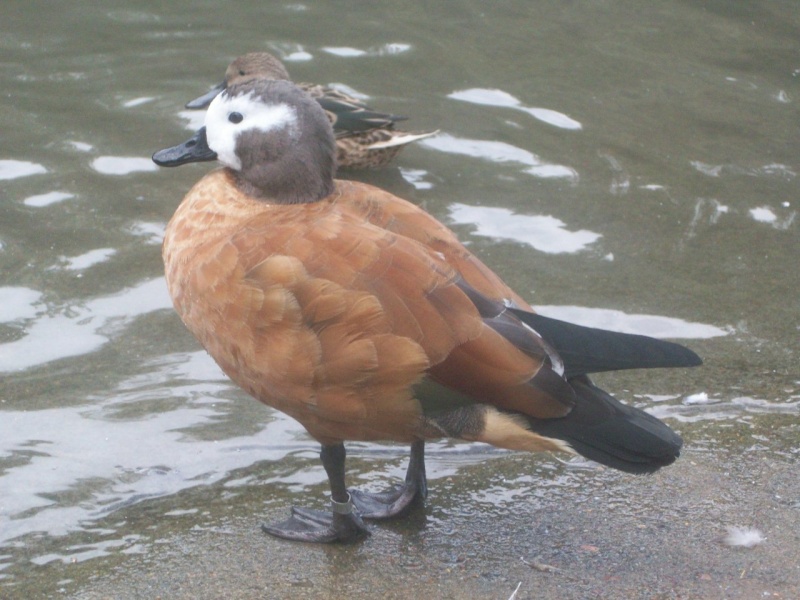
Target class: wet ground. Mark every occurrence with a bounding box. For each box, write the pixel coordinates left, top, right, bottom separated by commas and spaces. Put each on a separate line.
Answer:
13, 413, 800, 599
1, 1, 798, 598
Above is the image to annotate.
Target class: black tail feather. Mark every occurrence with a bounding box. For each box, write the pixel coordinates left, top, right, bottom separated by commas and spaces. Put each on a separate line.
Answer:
526, 375, 682, 474
509, 309, 702, 379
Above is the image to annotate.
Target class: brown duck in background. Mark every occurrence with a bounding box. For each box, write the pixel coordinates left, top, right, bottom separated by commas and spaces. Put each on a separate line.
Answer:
181, 51, 438, 169
152, 79, 701, 543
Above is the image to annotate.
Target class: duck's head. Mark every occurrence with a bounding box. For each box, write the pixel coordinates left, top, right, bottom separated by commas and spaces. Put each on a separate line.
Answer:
153, 79, 337, 204
185, 52, 291, 109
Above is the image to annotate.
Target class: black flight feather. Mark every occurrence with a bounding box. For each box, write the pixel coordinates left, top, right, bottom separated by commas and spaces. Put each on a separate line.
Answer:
509, 308, 702, 379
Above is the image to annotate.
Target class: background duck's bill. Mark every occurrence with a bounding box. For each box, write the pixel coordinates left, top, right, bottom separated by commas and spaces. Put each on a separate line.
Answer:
185, 81, 225, 109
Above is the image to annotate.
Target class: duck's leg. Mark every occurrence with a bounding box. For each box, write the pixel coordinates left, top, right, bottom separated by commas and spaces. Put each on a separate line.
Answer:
261, 443, 370, 543
349, 440, 428, 519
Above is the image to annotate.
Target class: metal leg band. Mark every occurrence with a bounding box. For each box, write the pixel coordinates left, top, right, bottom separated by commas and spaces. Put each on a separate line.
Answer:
330, 493, 354, 515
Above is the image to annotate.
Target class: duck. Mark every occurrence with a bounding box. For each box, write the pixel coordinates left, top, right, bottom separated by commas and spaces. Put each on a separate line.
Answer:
179, 51, 438, 169
152, 79, 701, 544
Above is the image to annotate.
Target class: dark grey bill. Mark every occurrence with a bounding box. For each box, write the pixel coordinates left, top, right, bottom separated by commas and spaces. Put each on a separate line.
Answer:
185, 81, 226, 109
152, 127, 217, 167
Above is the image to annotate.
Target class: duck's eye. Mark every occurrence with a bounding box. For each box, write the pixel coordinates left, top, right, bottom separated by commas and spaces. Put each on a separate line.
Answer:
238, 69, 246, 76
228, 112, 243, 124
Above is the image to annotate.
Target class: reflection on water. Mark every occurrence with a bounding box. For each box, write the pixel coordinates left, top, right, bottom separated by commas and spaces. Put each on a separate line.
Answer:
0, 382, 290, 544
178, 109, 205, 130
656, 396, 800, 424
90, 156, 158, 175
0, 278, 171, 373
448, 88, 582, 131
448, 203, 599, 253
534, 305, 729, 339
55, 247, 117, 271
0, 160, 47, 180
30, 534, 147, 567
23, 190, 75, 207
65, 141, 94, 152
322, 43, 412, 58
421, 133, 578, 179
0, 287, 42, 322
690, 160, 796, 180
748, 205, 796, 229
121, 97, 154, 109
1, 0, 798, 594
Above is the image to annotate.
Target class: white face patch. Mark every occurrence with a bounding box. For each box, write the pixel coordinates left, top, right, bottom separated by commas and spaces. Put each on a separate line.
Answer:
204, 91, 298, 170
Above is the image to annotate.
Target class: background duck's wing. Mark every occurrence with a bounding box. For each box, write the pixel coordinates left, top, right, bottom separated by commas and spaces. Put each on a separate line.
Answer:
312, 92, 406, 134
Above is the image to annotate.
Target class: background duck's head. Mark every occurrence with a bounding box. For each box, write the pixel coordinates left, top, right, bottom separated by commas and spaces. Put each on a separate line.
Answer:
155, 79, 337, 204
185, 52, 291, 109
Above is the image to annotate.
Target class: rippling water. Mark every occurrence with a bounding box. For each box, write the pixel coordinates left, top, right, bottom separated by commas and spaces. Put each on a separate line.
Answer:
1, 1, 798, 595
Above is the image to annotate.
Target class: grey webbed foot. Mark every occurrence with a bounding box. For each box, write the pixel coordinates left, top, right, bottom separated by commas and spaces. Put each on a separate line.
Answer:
350, 440, 427, 519
261, 495, 369, 543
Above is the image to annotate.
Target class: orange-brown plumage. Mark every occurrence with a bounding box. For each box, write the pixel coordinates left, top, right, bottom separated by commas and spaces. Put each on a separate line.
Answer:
155, 79, 700, 542
163, 170, 567, 446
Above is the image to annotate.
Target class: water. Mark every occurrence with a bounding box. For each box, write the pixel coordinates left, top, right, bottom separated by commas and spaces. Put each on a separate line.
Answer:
1, 1, 798, 597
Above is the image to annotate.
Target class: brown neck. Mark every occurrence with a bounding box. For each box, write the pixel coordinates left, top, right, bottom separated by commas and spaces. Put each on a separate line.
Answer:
233, 149, 336, 204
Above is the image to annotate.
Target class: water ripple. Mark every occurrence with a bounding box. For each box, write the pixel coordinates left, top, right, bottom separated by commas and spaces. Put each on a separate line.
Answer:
321, 43, 412, 58
0, 278, 171, 373
0, 160, 47, 180
448, 203, 600, 254
0, 287, 43, 323
655, 396, 800, 423
535, 305, 729, 339
421, 133, 578, 180
55, 248, 117, 271
449, 88, 582, 131
90, 156, 158, 176
0, 385, 302, 544
23, 191, 75, 208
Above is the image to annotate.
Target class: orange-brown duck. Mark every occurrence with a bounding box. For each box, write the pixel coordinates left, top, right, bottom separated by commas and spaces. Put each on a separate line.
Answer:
153, 79, 701, 543
180, 51, 437, 169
